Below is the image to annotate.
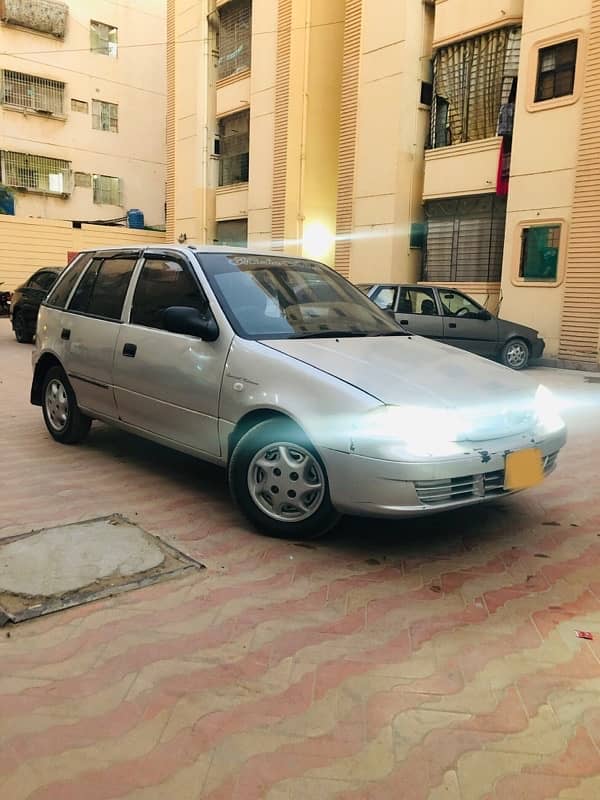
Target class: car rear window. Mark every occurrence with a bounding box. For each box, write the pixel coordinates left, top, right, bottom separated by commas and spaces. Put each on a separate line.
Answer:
45, 254, 93, 309
69, 256, 137, 321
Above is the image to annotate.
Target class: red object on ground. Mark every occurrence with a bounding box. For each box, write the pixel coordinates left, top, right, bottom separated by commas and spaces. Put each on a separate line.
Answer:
576, 630, 594, 640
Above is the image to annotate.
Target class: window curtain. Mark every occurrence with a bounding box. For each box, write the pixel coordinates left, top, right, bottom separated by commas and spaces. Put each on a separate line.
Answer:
432, 27, 520, 146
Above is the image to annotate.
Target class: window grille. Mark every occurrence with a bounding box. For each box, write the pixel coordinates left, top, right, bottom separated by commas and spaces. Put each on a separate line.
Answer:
430, 27, 521, 148
93, 174, 121, 205
0, 150, 71, 195
92, 99, 118, 132
218, 0, 252, 80
90, 20, 118, 57
423, 195, 507, 282
74, 171, 91, 188
218, 110, 250, 186
71, 98, 88, 113
216, 218, 248, 247
0, 0, 68, 38
1, 70, 65, 115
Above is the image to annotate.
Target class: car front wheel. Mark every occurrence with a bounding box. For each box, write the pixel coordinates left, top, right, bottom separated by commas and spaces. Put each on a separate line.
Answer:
42, 366, 92, 444
228, 419, 340, 539
13, 311, 34, 344
501, 338, 530, 370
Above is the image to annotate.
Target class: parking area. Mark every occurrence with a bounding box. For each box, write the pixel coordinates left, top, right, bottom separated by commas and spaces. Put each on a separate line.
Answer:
1, 316, 600, 799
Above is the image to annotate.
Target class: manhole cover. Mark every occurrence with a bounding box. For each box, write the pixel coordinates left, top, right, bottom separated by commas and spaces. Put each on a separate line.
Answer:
0, 515, 204, 625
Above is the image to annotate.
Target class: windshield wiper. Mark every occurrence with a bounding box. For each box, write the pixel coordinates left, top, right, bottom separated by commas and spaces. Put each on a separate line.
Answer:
286, 329, 410, 339
287, 330, 370, 339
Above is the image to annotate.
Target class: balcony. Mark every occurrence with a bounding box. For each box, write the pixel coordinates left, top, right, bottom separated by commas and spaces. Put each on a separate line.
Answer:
423, 137, 502, 200
0, 0, 68, 38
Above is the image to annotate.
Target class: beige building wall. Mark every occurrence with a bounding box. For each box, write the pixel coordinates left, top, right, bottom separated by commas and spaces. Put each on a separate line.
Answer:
346, 0, 433, 284
500, 0, 592, 359
167, 0, 600, 365
0, 216, 166, 291
0, 0, 166, 225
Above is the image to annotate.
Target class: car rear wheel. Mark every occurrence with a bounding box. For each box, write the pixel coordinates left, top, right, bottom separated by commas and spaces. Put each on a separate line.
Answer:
13, 311, 34, 344
229, 419, 340, 539
501, 338, 530, 370
42, 366, 92, 444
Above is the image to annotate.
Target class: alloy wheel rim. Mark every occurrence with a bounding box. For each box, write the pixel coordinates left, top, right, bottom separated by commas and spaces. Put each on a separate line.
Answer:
247, 442, 325, 523
45, 379, 69, 432
506, 342, 527, 368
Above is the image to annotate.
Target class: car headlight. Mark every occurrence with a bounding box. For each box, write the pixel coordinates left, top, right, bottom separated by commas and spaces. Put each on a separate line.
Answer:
535, 385, 565, 434
351, 405, 467, 458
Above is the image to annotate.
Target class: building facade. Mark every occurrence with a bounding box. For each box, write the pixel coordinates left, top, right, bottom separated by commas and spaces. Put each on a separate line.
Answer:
168, 0, 600, 367
0, 0, 166, 226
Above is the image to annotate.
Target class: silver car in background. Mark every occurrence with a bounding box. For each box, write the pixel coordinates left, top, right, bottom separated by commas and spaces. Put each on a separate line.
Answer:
32, 246, 566, 538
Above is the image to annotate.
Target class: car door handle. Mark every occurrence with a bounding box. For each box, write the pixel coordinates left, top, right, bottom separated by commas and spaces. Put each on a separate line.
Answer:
61, 328, 71, 340
400, 320, 408, 325
122, 343, 137, 358
448, 323, 457, 329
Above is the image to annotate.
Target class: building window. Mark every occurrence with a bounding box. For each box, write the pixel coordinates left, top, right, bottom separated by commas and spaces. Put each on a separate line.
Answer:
535, 40, 578, 102
1, 0, 68, 38
216, 219, 248, 247
1, 70, 65, 116
218, 0, 252, 80
74, 171, 92, 188
71, 98, 89, 113
92, 100, 118, 133
431, 27, 521, 148
90, 20, 118, 57
423, 195, 507, 282
93, 174, 121, 205
519, 225, 561, 281
218, 110, 250, 186
0, 151, 71, 195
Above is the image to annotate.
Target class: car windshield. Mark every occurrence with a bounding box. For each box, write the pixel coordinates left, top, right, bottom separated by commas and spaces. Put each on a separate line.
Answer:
197, 254, 405, 340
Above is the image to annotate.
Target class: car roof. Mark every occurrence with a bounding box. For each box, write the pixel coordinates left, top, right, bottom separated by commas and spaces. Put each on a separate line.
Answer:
73, 244, 305, 259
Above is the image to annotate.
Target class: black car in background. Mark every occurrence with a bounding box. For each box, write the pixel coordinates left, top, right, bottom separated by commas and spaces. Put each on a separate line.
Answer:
10, 267, 63, 343
359, 284, 545, 370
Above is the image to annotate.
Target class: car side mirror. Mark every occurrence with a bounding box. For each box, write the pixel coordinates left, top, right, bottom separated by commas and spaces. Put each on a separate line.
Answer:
163, 306, 219, 341
478, 310, 492, 321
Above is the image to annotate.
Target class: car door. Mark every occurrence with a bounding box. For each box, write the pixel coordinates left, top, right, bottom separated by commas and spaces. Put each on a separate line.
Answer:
393, 286, 444, 338
112, 252, 231, 458
438, 289, 499, 356
63, 252, 140, 419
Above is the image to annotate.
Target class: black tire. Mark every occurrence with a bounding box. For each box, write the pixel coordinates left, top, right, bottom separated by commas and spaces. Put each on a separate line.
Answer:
228, 418, 340, 539
41, 366, 92, 444
13, 311, 34, 344
501, 338, 530, 370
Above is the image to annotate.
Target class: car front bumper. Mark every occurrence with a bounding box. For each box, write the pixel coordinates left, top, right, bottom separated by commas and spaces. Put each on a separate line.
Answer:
532, 338, 545, 359
323, 428, 566, 518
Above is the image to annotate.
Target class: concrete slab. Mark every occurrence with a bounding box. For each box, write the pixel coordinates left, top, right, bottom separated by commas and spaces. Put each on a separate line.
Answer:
0, 515, 204, 624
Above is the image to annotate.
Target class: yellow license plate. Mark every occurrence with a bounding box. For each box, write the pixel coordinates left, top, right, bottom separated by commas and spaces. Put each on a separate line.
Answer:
504, 448, 544, 490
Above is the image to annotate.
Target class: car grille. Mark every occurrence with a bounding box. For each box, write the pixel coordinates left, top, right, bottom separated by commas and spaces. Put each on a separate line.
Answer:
414, 451, 559, 506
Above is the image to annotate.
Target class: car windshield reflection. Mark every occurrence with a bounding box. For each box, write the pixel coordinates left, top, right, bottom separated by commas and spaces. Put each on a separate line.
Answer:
197, 254, 406, 340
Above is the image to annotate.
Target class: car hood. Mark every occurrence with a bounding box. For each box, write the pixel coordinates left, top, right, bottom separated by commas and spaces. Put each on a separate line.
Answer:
262, 335, 540, 440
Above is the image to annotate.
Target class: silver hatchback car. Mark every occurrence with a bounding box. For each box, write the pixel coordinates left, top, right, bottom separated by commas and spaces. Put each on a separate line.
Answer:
32, 245, 566, 538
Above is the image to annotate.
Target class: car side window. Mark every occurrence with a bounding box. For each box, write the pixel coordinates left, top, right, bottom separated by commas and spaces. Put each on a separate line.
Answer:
399, 288, 438, 316
439, 291, 481, 318
130, 258, 207, 330
69, 256, 137, 321
371, 287, 397, 311
46, 254, 94, 309
32, 271, 58, 291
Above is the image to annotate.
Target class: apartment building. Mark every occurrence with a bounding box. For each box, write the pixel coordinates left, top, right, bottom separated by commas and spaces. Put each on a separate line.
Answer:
168, 0, 600, 366
0, 0, 166, 225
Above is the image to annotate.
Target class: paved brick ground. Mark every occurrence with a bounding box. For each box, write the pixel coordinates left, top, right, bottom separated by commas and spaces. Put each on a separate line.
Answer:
1, 316, 600, 799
